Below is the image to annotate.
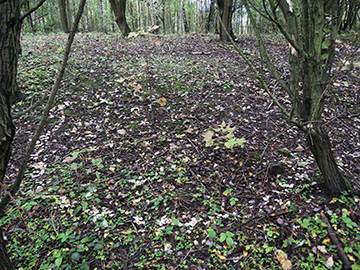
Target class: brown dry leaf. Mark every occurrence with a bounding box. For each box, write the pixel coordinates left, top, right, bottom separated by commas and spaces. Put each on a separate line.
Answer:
134, 84, 142, 93
202, 130, 214, 146
62, 156, 73, 163
153, 37, 164, 46
157, 97, 167, 106
275, 249, 292, 270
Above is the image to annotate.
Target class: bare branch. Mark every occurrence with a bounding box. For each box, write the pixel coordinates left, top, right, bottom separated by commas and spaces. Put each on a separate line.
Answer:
321, 213, 352, 270
0, 0, 87, 217
247, 0, 307, 59
20, 0, 47, 21
218, 7, 304, 130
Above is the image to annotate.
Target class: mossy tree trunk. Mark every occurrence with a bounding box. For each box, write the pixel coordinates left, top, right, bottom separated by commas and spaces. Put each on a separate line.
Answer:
244, 0, 350, 196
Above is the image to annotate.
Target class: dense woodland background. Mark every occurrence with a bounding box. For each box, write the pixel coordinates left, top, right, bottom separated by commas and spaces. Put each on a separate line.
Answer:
1, 0, 360, 269
23, 0, 250, 34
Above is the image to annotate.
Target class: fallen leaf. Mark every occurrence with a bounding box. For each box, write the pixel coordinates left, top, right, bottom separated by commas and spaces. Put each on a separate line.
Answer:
202, 130, 214, 146
62, 156, 73, 163
322, 238, 331, 244
134, 84, 142, 93
121, 228, 132, 235
217, 253, 226, 260
317, 245, 328, 254
275, 249, 292, 270
325, 256, 334, 268
157, 97, 167, 106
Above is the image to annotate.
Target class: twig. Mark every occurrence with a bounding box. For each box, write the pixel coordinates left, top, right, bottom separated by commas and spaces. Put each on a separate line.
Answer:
0, 0, 87, 217
259, 125, 294, 162
13, 95, 47, 119
20, 0, 48, 21
320, 212, 352, 270
0, 184, 37, 237
173, 249, 192, 270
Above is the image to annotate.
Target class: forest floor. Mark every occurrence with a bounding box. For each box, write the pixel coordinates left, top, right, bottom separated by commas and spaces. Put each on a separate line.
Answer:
3, 33, 360, 269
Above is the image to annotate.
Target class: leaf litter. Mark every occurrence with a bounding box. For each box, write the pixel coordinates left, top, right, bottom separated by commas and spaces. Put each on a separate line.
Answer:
4, 33, 360, 269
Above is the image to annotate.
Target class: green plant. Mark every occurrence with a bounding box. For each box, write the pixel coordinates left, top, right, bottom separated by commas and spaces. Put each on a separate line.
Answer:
202, 121, 246, 150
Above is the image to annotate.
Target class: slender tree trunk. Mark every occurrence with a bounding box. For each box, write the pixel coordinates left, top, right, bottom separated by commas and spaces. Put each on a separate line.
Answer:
0, 0, 21, 267
58, 0, 70, 33
279, 0, 349, 196
65, 0, 72, 29
109, 0, 131, 36
182, 0, 189, 33
206, 0, 215, 33
161, 0, 166, 33
1, 0, 86, 266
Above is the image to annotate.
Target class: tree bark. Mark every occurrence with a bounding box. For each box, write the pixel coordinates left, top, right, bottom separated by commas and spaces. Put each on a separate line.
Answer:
109, 0, 131, 36
182, 0, 189, 33
206, 0, 216, 33
0, 0, 21, 267
306, 129, 349, 196
0, 0, 86, 266
58, 0, 70, 33
0, 229, 13, 269
243, 0, 351, 196
217, 0, 234, 41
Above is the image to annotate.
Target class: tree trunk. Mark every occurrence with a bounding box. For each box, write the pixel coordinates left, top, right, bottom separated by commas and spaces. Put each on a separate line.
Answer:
65, 0, 72, 29
182, 0, 189, 33
217, 0, 234, 41
0, 229, 13, 269
206, 0, 215, 33
244, 0, 351, 196
305, 129, 349, 195
340, 0, 360, 31
58, 0, 70, 33
109, 0, 131, 36
0, 0, 21, 267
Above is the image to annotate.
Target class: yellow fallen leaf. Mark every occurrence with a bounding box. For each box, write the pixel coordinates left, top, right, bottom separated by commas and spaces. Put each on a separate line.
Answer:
217, 253, 226, 260
322, 238, 331, 244
348, 255, 356, 261
157, 97, 167, 106
243, 250, 248, 257
121, 229, 132, 235
276, 249, 292, 270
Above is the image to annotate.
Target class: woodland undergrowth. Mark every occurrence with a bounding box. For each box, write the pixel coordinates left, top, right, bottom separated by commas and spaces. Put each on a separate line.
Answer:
3, 33, 360, 269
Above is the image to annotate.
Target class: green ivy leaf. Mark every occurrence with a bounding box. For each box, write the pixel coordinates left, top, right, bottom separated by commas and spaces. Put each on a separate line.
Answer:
172, 218, 180, 226
226, 236, 234, 246
71, 252, 80, 261
219, 233, 227, 242
322, 41, 330, 49
321, 53, 329, 60
226, 231, 235, 238
55, 257, 63, 267
209, 228, 216, 238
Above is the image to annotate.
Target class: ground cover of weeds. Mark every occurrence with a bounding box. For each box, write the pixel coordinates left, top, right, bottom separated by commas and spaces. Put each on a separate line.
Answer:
3, 33, 360, 269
